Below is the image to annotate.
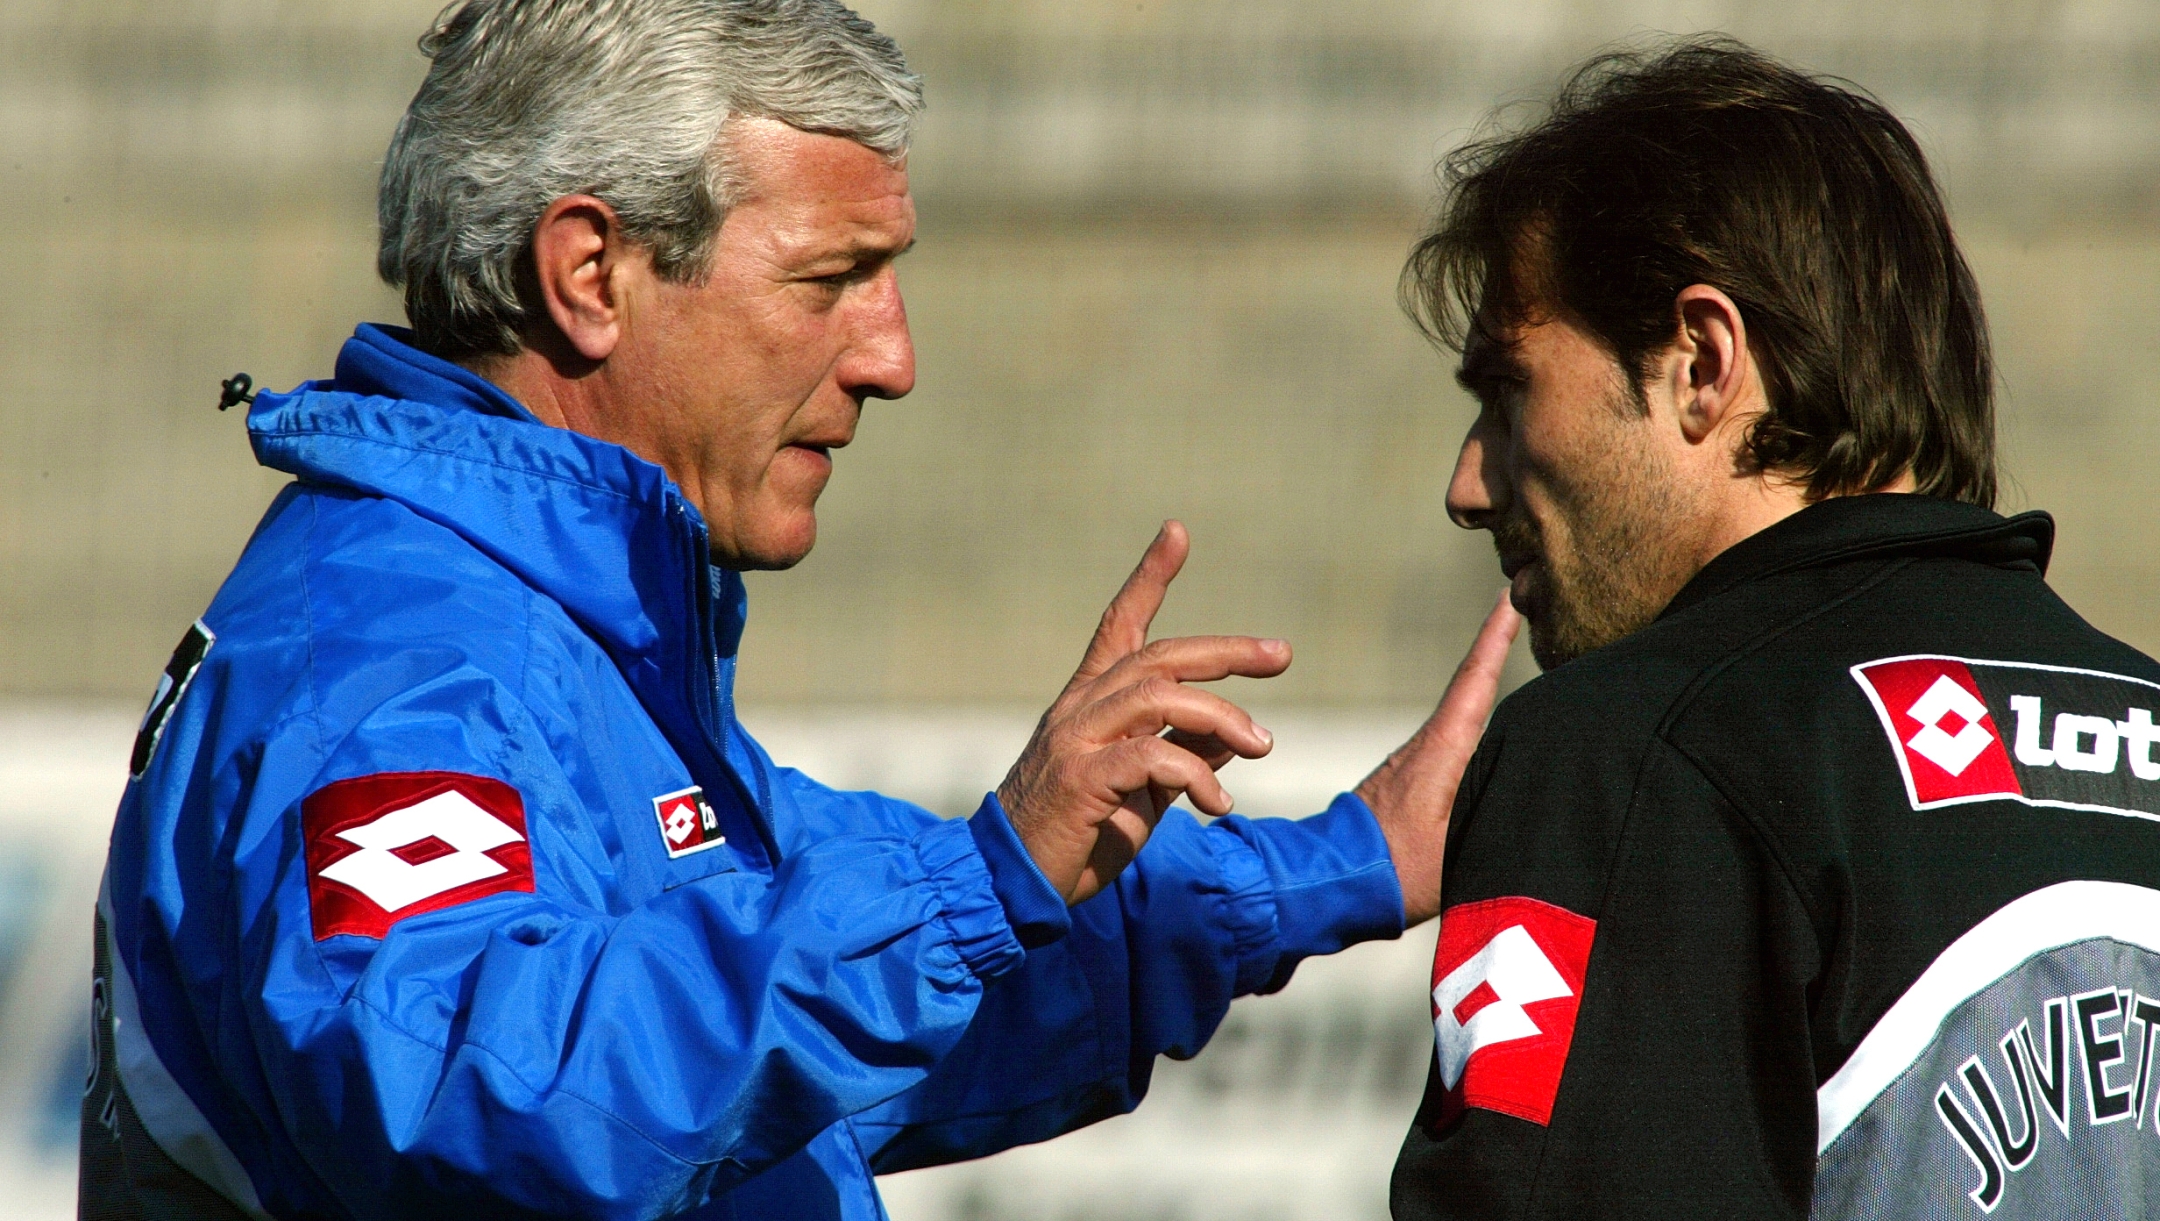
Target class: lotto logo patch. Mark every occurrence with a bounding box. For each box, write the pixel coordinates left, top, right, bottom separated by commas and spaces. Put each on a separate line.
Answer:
652, 785, 724, 858
1430, 896, 1597, 1127
302, 772, 532, 940
1852, 655, 2160, 823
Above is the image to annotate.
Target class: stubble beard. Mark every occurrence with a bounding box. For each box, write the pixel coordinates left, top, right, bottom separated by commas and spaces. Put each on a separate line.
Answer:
1497, 427, 1696, 672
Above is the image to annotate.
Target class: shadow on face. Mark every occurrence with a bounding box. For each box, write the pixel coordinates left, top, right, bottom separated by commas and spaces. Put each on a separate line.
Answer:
1446, 311, 1696, 671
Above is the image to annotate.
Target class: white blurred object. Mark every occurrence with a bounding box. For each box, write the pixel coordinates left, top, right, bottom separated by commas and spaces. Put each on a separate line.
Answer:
0, 704, 138, 1221
0, 704, 1439, 1221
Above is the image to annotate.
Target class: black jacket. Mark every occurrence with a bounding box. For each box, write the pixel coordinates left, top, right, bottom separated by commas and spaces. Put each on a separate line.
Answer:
1392, 495, 2160, 1219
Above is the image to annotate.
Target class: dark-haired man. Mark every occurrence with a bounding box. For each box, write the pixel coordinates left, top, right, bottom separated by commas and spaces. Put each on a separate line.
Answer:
1390, 38, 2160, 1220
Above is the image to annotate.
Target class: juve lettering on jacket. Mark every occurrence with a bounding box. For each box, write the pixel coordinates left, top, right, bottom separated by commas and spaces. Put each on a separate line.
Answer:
84, 324, 1406, 1221
1390, 495, 2160, 1220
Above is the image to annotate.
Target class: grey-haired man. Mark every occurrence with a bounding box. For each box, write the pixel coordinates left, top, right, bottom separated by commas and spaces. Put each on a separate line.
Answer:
84, 3, 1513, 1218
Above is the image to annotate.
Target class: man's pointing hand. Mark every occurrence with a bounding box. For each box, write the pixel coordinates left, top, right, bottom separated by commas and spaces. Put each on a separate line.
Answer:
1356, 588, 1520, 926
998, 522, 1289, 906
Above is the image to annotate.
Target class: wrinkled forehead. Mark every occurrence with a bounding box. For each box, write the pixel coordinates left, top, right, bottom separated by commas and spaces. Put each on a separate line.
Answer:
724, 118, 915, 250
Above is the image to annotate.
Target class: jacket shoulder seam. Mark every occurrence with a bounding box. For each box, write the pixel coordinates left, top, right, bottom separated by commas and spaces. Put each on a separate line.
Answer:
1648, 738, 1819, 931
517, 582, 536, 711
1516, 736, 1816, 1214
297, 492, 329, 766
1649, 557, 1915, 934
1652, 557, 1915, 737
1510, 640, 1827, 1211
295, 493, 338, 982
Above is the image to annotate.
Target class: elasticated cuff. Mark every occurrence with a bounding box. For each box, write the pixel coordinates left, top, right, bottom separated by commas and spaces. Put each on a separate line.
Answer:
911, 817, 1026, 981
965, 792, 1072, 950
1212, 792, 1405, 994
1192, 817, 1283, 997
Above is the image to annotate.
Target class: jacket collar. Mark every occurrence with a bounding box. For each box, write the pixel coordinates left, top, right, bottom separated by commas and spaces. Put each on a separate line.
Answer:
246, 325, 755, 820
1660, 493, 2054, 621
329, 320, 543, 426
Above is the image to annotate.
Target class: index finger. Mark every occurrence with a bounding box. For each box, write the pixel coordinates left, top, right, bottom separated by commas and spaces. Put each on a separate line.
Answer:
1098, 633, 1293, 687
1426, 588, 1521, 758
1073, 521, 1190, 682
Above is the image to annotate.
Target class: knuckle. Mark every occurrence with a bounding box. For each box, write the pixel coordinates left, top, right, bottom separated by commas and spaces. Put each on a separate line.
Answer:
1136, 674, 1179, 702
1164, 745, 1206, 779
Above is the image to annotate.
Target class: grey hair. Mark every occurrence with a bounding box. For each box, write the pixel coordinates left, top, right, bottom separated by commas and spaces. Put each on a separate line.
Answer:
378, 0, 921, 358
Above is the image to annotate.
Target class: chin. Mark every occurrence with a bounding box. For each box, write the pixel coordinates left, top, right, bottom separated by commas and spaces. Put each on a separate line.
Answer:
1526, 621, 1568, 672
714, 514, 818, 571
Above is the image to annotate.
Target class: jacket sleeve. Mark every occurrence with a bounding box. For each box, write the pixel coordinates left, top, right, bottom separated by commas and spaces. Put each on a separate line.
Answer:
1389, 734, 1822, 1221
852, 790, 1406, 1172
221, 667, 1036, 1221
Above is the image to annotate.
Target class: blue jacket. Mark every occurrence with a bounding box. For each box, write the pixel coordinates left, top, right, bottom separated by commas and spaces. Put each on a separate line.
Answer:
89, 324, 1404, 1221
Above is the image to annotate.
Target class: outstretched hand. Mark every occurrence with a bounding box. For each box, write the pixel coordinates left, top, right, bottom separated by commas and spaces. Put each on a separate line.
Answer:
1356, 589, 1521, 926
998, 522, 1290, 905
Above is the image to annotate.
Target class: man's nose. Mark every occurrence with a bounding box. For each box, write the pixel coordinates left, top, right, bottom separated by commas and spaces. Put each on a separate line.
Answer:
840, 268, 916, 402
1446, 423, 1504, 530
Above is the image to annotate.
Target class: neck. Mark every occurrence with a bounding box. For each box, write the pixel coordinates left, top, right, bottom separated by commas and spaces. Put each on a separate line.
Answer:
1693, 466, 1917, 572
464, 343, 723, 556
462, 347, 591, 433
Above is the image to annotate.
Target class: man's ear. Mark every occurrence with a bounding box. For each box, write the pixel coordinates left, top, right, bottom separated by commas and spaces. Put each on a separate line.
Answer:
529, 194, 633, 364
1669, 284, 1752, 445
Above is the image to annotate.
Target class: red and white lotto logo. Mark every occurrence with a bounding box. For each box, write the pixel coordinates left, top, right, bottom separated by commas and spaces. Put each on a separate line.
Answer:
1852, 657, 2024, 807
1430, 896, 1597, 1126
652, 785, 724, 858
302, 772, 533, 941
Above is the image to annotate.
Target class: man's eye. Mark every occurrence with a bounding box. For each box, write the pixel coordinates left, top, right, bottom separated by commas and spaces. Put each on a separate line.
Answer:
804, 266, 869, 290
1475, 378, 1524, 419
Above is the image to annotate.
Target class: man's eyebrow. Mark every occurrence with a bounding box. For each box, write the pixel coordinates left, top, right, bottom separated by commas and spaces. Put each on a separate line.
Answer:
1455, 340, 1522, 390
838, 236, 916, 263
798, 236, 915, 275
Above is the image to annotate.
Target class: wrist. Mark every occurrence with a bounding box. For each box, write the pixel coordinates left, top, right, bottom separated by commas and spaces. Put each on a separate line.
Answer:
1366, 785, 1445, 926
967, 791, 1074, 946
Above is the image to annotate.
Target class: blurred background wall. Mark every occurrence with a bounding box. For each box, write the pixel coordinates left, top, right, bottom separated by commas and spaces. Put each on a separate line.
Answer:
10, 0, 2160, 709
2, 1, 2156, 1217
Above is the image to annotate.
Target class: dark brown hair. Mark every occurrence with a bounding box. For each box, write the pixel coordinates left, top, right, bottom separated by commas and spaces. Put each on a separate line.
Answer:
1403, 36, 1996, 507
